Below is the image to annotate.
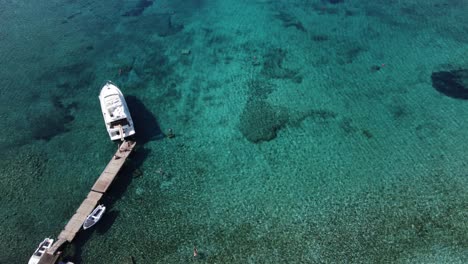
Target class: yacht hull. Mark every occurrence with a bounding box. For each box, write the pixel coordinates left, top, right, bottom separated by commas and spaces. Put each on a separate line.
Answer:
83, 205, 106, 230
99, 81, 136, 140
29, 238, 54, 264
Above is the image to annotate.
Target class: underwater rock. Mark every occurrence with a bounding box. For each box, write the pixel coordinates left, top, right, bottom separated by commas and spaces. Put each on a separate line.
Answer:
154, 14, 184, 37
362, 129, 373, 139
247, 79, 274, 100
274, 11, 306, 32
39, 61, 95, 93
123, 0, 154, 17
30, 96, 77, 141
126, 69, 144, 87
261, 48, 302, 83
431, 69, 468, 99
239, 99, 289, 143
336, 45, 366, 64
312, 34, 329, 42
31, 113, 70, 141
328, 0, 344, 4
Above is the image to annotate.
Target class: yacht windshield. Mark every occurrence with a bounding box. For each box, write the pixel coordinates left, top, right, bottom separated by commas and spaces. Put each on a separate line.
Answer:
110, 119, 129, 128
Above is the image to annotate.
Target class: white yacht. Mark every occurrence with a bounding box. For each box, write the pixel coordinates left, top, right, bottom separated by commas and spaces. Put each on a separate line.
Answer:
99, 81, 135, 141
28, 238, 54, 264
83, 204, 106, 230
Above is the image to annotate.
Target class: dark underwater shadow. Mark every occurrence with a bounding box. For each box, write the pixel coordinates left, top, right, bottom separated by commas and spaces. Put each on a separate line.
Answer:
96, 210, 120, 235
61, 96, 162, 263
126, 95, 165, 144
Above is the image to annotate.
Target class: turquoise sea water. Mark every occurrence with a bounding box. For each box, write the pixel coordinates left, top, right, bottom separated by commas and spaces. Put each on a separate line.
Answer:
1, 0, 467, 263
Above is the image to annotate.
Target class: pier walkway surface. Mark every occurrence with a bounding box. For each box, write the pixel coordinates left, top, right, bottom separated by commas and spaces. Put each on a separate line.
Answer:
37, 140, 136, 264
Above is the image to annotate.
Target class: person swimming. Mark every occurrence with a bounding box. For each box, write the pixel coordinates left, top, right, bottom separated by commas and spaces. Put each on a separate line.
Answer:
193, 245, 198, 257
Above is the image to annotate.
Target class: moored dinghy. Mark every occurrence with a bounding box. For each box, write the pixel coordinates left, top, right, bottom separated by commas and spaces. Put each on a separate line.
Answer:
83, 204, 106, 230
28, 238, 54, 264
99, 81, 136, 141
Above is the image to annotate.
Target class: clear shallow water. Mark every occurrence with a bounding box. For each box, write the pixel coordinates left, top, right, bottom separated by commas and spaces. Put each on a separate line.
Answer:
1, 0, 467, 263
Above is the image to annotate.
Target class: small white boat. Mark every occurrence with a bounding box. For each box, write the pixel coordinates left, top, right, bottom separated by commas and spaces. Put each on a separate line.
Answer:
83, 204, 106, 230
28, 238, 54, 264
99, 81, 136, 141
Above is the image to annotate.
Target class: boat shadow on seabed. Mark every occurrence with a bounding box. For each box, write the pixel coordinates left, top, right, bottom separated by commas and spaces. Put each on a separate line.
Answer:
60, 95, 163, 264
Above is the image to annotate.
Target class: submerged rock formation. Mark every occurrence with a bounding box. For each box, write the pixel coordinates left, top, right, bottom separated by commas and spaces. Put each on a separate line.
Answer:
239, 100, 289, 143
431, 69, 468, 99
123, 0, 154, 17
